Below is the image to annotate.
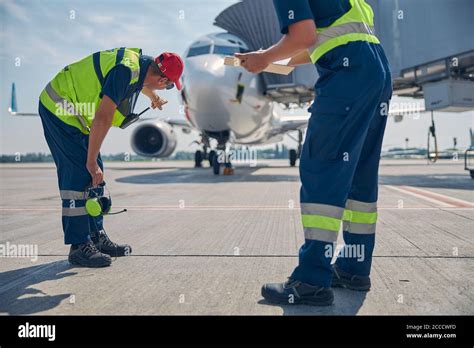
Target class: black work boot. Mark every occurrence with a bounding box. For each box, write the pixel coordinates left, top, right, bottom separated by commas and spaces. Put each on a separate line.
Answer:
331, 264, 371, 291
92, 230, 132, 257
68, 241, 112, 267
261, 279, 334, 306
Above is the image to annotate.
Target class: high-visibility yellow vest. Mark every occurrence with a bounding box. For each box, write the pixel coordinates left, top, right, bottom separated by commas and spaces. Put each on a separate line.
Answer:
40, 47, 142, 134
309, 0, 380, 64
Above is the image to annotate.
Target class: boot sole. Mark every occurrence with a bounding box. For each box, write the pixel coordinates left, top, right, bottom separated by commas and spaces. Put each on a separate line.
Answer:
96, 246, 132, 257
261, 287, 334, 306
68, 256, 112, 268
331, 278, 370, 291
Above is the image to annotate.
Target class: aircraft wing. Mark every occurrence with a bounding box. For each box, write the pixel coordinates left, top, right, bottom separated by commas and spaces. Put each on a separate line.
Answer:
268, 114, 309, 138
8, 110, 39, 116
163, 117, 193, 134
165, 118, 190, 128
267, 101, 427, 137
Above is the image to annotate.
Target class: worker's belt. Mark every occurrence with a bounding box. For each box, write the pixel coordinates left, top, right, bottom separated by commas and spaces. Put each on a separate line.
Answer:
44, 83, 90, 133
310, 22, 380, 63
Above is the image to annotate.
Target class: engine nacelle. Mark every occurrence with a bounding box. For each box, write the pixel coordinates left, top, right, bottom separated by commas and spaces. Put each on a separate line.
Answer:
131, 121, 177, 158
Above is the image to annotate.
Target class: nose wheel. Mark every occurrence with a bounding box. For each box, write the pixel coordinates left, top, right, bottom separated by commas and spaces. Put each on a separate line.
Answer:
208, 150, 216, 167
194, 150, 203, 167
289, 149, 297, 167
211, 151, 234, 175
288, 129, 303, 167
212, 154, 220, 175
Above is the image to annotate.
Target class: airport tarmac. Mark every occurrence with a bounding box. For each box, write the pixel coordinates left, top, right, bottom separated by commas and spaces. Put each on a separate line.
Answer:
0, 159, 473, 315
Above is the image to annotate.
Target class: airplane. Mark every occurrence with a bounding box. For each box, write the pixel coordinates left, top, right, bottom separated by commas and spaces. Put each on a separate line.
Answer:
141, 31, 310, 174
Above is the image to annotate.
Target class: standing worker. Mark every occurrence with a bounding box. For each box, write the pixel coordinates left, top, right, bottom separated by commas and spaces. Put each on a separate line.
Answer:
39, 48, 184, 267
236, 0, 392, 305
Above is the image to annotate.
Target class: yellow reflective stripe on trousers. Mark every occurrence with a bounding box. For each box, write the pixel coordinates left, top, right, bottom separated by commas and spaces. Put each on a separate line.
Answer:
301, 203, 343, 242
301, 214, 341, 232
343, 210, 378, 224
343, 199, 378, 234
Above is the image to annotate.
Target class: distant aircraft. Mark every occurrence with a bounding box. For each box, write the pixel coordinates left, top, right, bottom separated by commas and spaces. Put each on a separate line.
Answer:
8, 83, 37, 116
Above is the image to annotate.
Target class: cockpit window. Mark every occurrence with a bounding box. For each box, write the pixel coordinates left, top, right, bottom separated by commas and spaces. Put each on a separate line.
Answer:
187, 45, 211, 57
213, 45, 247, 56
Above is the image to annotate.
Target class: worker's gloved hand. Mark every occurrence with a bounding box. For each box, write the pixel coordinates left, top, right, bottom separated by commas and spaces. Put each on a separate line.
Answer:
235, 50, 270, 74
86, 160, 104, 186
150, 95, 168, 110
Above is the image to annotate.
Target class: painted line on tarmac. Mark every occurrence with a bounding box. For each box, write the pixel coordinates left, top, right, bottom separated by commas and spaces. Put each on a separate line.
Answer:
385, 185, 474, 208
1, 206, 474, 211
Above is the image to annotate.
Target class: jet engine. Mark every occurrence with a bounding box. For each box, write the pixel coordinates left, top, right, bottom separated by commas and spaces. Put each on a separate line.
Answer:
131, 121, 177, 158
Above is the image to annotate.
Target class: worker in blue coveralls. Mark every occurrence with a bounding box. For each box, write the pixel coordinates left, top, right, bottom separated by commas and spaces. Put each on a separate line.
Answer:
39, 49, 184, 268
236, 0, 392, 305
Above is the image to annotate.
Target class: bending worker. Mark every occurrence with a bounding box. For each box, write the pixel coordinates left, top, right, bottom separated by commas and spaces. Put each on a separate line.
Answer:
38, 48, 184, 267
236, 0, 392, 305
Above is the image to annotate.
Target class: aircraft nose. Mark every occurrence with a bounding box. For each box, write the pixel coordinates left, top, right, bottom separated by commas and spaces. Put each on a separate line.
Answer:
182, 55, 235, 131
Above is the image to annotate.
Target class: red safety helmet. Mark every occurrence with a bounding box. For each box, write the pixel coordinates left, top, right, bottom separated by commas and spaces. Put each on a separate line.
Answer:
154, 52, 184, 90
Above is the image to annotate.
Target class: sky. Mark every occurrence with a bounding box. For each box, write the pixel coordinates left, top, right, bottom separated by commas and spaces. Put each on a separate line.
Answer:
0, 0, 473, 156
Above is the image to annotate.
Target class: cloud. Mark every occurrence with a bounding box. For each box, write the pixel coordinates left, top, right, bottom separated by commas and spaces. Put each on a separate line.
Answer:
1, 0, 29, 22
83, 13, 115, 25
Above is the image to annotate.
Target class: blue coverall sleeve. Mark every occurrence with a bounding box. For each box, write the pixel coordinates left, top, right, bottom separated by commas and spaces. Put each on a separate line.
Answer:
101, 65, 132, 106
273, 0, 315, 34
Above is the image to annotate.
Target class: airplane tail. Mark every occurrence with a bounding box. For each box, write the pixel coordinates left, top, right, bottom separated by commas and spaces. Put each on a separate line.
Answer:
9, 83, 17, 113
7, 82, 38, 116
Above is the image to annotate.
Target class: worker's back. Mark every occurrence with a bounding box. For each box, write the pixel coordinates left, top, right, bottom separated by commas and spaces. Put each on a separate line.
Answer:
273, 0, 352, 32
39, 48, 143, 133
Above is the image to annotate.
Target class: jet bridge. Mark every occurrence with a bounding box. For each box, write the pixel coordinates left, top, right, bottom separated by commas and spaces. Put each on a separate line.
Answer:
393, 50, 474, 112
214, 0, 317, 106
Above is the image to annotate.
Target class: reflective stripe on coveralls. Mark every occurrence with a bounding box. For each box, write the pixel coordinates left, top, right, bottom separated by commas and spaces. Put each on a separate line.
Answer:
60, 189, 88, 217
60, 189, 87, 200
39, 47, 141, 134
343, 199, 377, 234
44, 83, 90, 133
309, 0, 380, 63
301, 200, 378, 242
62, 207, 88, 217
301, 203, 344, 243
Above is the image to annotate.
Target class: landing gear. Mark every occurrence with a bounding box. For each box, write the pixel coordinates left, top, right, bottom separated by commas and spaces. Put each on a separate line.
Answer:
197, 131, 232, 175
212, 152, 234, 175
208, 150, 216, 167
288, 129, 303, 167
194, 134, 213, 168
289, 149, 297, 167
212, 147, 234, 176
212, 154, 220, 175
194, 150, 203, 168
